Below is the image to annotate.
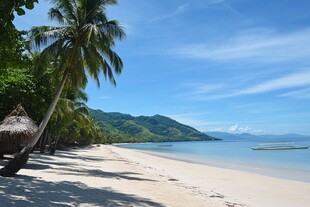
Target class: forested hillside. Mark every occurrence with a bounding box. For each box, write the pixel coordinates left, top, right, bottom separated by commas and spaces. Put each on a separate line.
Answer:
90, 109, 219, 143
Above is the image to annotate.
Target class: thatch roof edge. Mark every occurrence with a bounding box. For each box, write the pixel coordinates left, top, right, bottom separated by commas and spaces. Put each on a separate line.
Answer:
5, 104, 28, 119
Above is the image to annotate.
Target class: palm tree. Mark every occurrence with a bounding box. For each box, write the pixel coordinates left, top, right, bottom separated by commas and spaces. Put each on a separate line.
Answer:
39, 87, 90, 154
0, 0, 125, 177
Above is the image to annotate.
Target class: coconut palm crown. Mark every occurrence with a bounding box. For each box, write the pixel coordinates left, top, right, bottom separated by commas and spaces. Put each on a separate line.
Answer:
30, 0, 125, 87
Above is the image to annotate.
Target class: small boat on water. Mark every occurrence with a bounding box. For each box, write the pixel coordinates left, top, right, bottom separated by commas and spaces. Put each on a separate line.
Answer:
252, 143, 309, 150
157, 144, 173, 147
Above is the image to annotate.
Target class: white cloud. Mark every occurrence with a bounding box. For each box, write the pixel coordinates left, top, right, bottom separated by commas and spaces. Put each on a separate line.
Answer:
170, 28, 310, 63
228, 124, 264, 135
229, 124, 239, 132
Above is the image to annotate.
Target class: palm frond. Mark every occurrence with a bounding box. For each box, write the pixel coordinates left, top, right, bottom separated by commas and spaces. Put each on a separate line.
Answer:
82, 44, 102, 86
85, 44, 117, 86
98, 20, 126, 40
29, 26, 68, 49
81, 23, 100, 45
74, 104, 89, 115
51, 0, 79, 25
101, 0, 118, 5
76, 90, 88, 102
107, 48, 123, 74
36, 38, 65, 70
49, 8, 71, 25
99, 46, 123, 74
69, 48, 88, 88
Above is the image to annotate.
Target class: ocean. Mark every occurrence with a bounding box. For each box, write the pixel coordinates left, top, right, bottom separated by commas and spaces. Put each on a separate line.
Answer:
118, 137, 310, 183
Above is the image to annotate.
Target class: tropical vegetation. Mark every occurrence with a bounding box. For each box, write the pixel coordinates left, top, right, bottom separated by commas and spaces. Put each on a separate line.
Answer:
0, 0, 125, 176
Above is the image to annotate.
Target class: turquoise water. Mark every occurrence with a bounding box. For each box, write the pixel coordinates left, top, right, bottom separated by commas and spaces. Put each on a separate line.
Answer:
118, 138, 310, 182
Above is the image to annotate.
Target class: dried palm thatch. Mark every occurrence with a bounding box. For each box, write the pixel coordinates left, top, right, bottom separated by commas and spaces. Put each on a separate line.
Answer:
0, 104, 38, 155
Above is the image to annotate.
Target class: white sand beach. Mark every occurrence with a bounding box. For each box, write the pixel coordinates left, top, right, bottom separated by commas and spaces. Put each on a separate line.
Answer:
1, 145, 309, 207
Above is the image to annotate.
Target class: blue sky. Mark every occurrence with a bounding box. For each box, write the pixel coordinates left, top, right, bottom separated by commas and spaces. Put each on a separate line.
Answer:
14, 0, 310, 135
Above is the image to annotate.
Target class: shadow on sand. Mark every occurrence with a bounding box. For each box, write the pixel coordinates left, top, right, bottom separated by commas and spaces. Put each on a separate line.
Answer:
0, 149, 165, 207
0, 175, 165, 207
23, 153, 155, 182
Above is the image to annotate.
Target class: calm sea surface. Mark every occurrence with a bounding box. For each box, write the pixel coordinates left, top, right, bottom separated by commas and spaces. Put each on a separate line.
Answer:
118, 137, 310, 182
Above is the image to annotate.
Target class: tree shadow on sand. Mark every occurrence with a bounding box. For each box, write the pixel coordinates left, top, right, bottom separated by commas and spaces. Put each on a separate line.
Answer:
1, 149, 163, 206
52, 166, 157, 181
39, 151, 108, 162
0, 175, 166, 207
23, 154, 154, 182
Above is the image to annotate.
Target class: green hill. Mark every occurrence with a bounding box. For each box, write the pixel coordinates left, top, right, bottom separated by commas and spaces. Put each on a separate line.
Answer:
89, 109, 220, 143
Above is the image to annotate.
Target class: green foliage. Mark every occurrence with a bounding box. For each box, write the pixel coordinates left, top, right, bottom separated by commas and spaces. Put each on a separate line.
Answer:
0, 60, 56, 123
0, 0, 37, 69
0, 26, 31, 69
0, 60, 105, 146
48, 92, 107, 146
90, 109, 219, 143
0, 0, 113, 149
0, 68, 35, 119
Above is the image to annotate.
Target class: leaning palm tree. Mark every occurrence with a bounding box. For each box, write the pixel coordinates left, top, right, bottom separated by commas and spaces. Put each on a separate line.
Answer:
0, 0, 125, 177
39, 87, 90, 154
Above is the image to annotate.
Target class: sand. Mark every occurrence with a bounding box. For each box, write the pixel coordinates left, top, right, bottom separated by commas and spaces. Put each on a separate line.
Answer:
0, 145, 309, 207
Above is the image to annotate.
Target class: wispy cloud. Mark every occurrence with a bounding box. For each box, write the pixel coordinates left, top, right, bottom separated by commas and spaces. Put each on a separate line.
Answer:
229, 102, 287, 114
279, 87, 310, 99
188, 83, 227, 95
181, 70, 310, 100
151, 4, 190, 22
98, 96, 110, 100
175, 83, 227, 99
238, 70, 310, 95
170, 28, 310, 63
151, 0, 225, 22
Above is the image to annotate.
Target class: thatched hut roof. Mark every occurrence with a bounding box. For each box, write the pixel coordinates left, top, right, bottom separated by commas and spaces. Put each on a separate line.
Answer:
0, 105, 38, 154
0, 105, 38, 135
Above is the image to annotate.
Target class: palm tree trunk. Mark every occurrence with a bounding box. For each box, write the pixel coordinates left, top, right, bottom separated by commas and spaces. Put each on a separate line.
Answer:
0, 70, 69, 177
50, 135, 60, 155
39, 130, 49, 153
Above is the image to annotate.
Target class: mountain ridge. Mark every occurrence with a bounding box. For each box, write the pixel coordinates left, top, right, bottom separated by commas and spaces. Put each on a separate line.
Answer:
89, 108, 220, 143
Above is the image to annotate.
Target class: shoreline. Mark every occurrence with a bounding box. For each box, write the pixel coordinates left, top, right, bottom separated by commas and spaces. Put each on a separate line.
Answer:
1, 145, 309, 207
124, 148, 310, 183
115, 140, 310, 183
112, 145, 310, 207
